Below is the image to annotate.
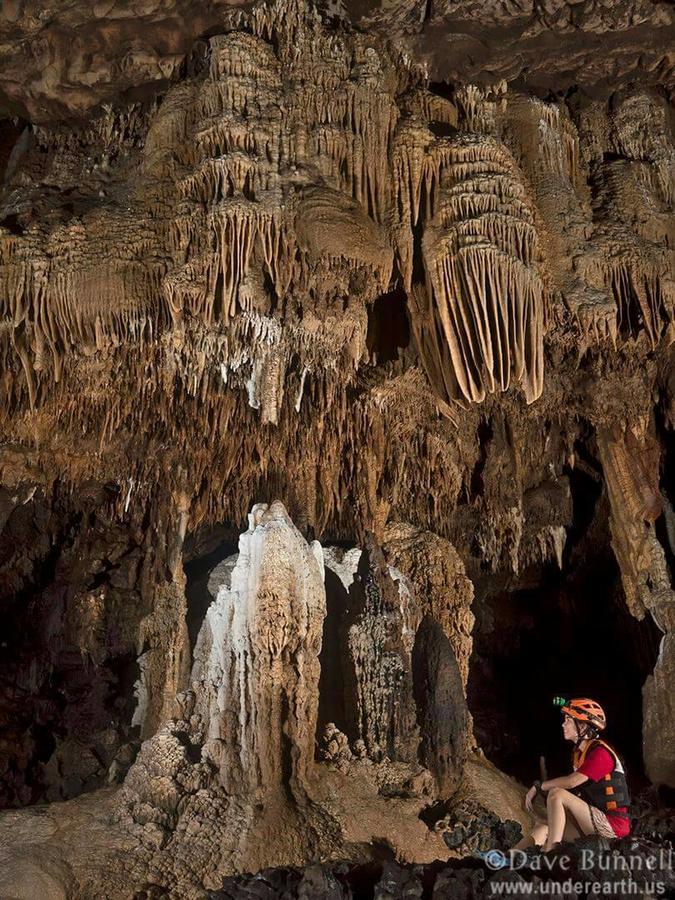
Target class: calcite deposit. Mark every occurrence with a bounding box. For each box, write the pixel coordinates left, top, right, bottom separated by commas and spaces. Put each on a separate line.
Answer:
0, 0, 674, 896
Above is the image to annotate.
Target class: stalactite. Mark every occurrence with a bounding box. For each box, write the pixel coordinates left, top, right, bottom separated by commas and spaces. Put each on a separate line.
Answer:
143, 83, 198, 175
455, 82, 507, 135
0, 233, 30, 325
402, 89, 458, 130
502, 93, 675, 352
0, 0, 414, 421
610, 92, 675, 209
576, 245, 673, 349
529, 101, 582, 187
563, 279, 618, 349
396, 133, 546, 409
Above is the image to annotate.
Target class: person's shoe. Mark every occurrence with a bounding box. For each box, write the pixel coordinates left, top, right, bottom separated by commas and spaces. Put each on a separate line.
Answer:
543, 841, 563, 854
521, 845, 544, 867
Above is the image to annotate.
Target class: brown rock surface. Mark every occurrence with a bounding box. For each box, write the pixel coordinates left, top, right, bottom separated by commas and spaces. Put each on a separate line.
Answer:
0, 0, 674, 894
1, 0, 673, 122
412, 614, 469, 798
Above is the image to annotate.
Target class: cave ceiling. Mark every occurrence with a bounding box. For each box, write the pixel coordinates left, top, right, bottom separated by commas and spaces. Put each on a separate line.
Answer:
0, 0, 673, 122
0, 0, 672, 558
0, 0, 675, 893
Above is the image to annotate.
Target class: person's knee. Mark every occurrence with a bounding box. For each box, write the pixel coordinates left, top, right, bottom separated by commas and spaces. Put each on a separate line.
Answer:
547, 787, 564, 805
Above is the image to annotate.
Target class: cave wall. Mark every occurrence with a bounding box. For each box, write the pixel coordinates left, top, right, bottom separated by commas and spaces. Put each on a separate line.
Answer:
0, 1, 673, 893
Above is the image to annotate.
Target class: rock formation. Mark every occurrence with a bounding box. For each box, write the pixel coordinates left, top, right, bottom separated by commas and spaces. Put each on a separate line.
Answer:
190, 502, 325, 797
0, 0, 674, 895
74, 503, 455, 894
328, 538, 420, 763
413, 614, 468, 798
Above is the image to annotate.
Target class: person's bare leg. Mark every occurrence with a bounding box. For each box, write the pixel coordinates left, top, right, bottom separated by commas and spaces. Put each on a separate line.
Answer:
545, 788, 598, 850
545, 788, 567, 848
562, 817, 582, 842
514, 822, 548, 849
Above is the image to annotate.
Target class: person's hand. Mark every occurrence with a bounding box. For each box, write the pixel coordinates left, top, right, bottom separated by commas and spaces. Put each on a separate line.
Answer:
525, 785, 537, 812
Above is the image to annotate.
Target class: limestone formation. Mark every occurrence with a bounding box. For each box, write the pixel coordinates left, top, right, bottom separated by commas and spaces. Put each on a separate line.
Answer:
383, 522, 475, 685
190, 501, 325, 797
412, 135, 546, 407
412, 615, 468, 798
0, 0, 675, 895
339, 539, 417, 761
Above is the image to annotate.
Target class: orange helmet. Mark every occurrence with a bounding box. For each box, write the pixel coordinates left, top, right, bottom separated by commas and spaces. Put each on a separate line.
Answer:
561, 698, 606, 731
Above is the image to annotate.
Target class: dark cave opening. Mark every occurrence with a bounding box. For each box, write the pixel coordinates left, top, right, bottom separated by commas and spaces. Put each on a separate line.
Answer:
317, 567, 350, 742
0, 117, 25, 185
428, 81, 454, 101
183, 524, 239, 654
0, 493, 148, 808
366, 286, 410, 364
468, 464, 663, 793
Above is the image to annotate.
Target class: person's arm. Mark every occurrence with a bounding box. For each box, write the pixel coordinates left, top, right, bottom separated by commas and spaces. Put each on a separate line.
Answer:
525, 771, 588, 811
542, 772, 588, 791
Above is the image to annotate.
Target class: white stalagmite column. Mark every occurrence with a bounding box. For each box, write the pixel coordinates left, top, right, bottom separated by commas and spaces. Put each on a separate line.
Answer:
191, 501, 326, 797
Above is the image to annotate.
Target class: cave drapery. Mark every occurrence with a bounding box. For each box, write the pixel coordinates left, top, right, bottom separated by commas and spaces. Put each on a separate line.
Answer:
0, 0, 674, 895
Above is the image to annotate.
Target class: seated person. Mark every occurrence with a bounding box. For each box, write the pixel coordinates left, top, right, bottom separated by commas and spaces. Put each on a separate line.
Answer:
518, 697, 630, 852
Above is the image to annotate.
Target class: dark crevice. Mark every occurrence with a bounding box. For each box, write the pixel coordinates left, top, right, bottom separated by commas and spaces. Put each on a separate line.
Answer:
428, 120, 458, 138
468, 418, 493, 502
655, 514, 675, 585
0, 117, 25, 184
174, 729, 203, 765
108, 653, 142, 723
212, 269, 224, 321
263, 270, 278, 315
427, 81, 454, 102
0, 213, 23, 235
366, 286, 410, 364
183, 527, 238, 654
317, 568, 350, 742
655, 396, 675, 582
422, 0, 433, 25
280, 690, 294, 797
562, 459, 601, 554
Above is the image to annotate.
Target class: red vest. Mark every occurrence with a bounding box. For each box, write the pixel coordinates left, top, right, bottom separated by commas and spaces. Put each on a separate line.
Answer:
572, 738, 630, 815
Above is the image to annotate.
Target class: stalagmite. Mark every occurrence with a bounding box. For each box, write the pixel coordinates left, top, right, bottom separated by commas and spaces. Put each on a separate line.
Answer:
191, 501, 325, 796
412, 615, 468, 798
382, 523, 475, 687
324, 538, 420, 762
